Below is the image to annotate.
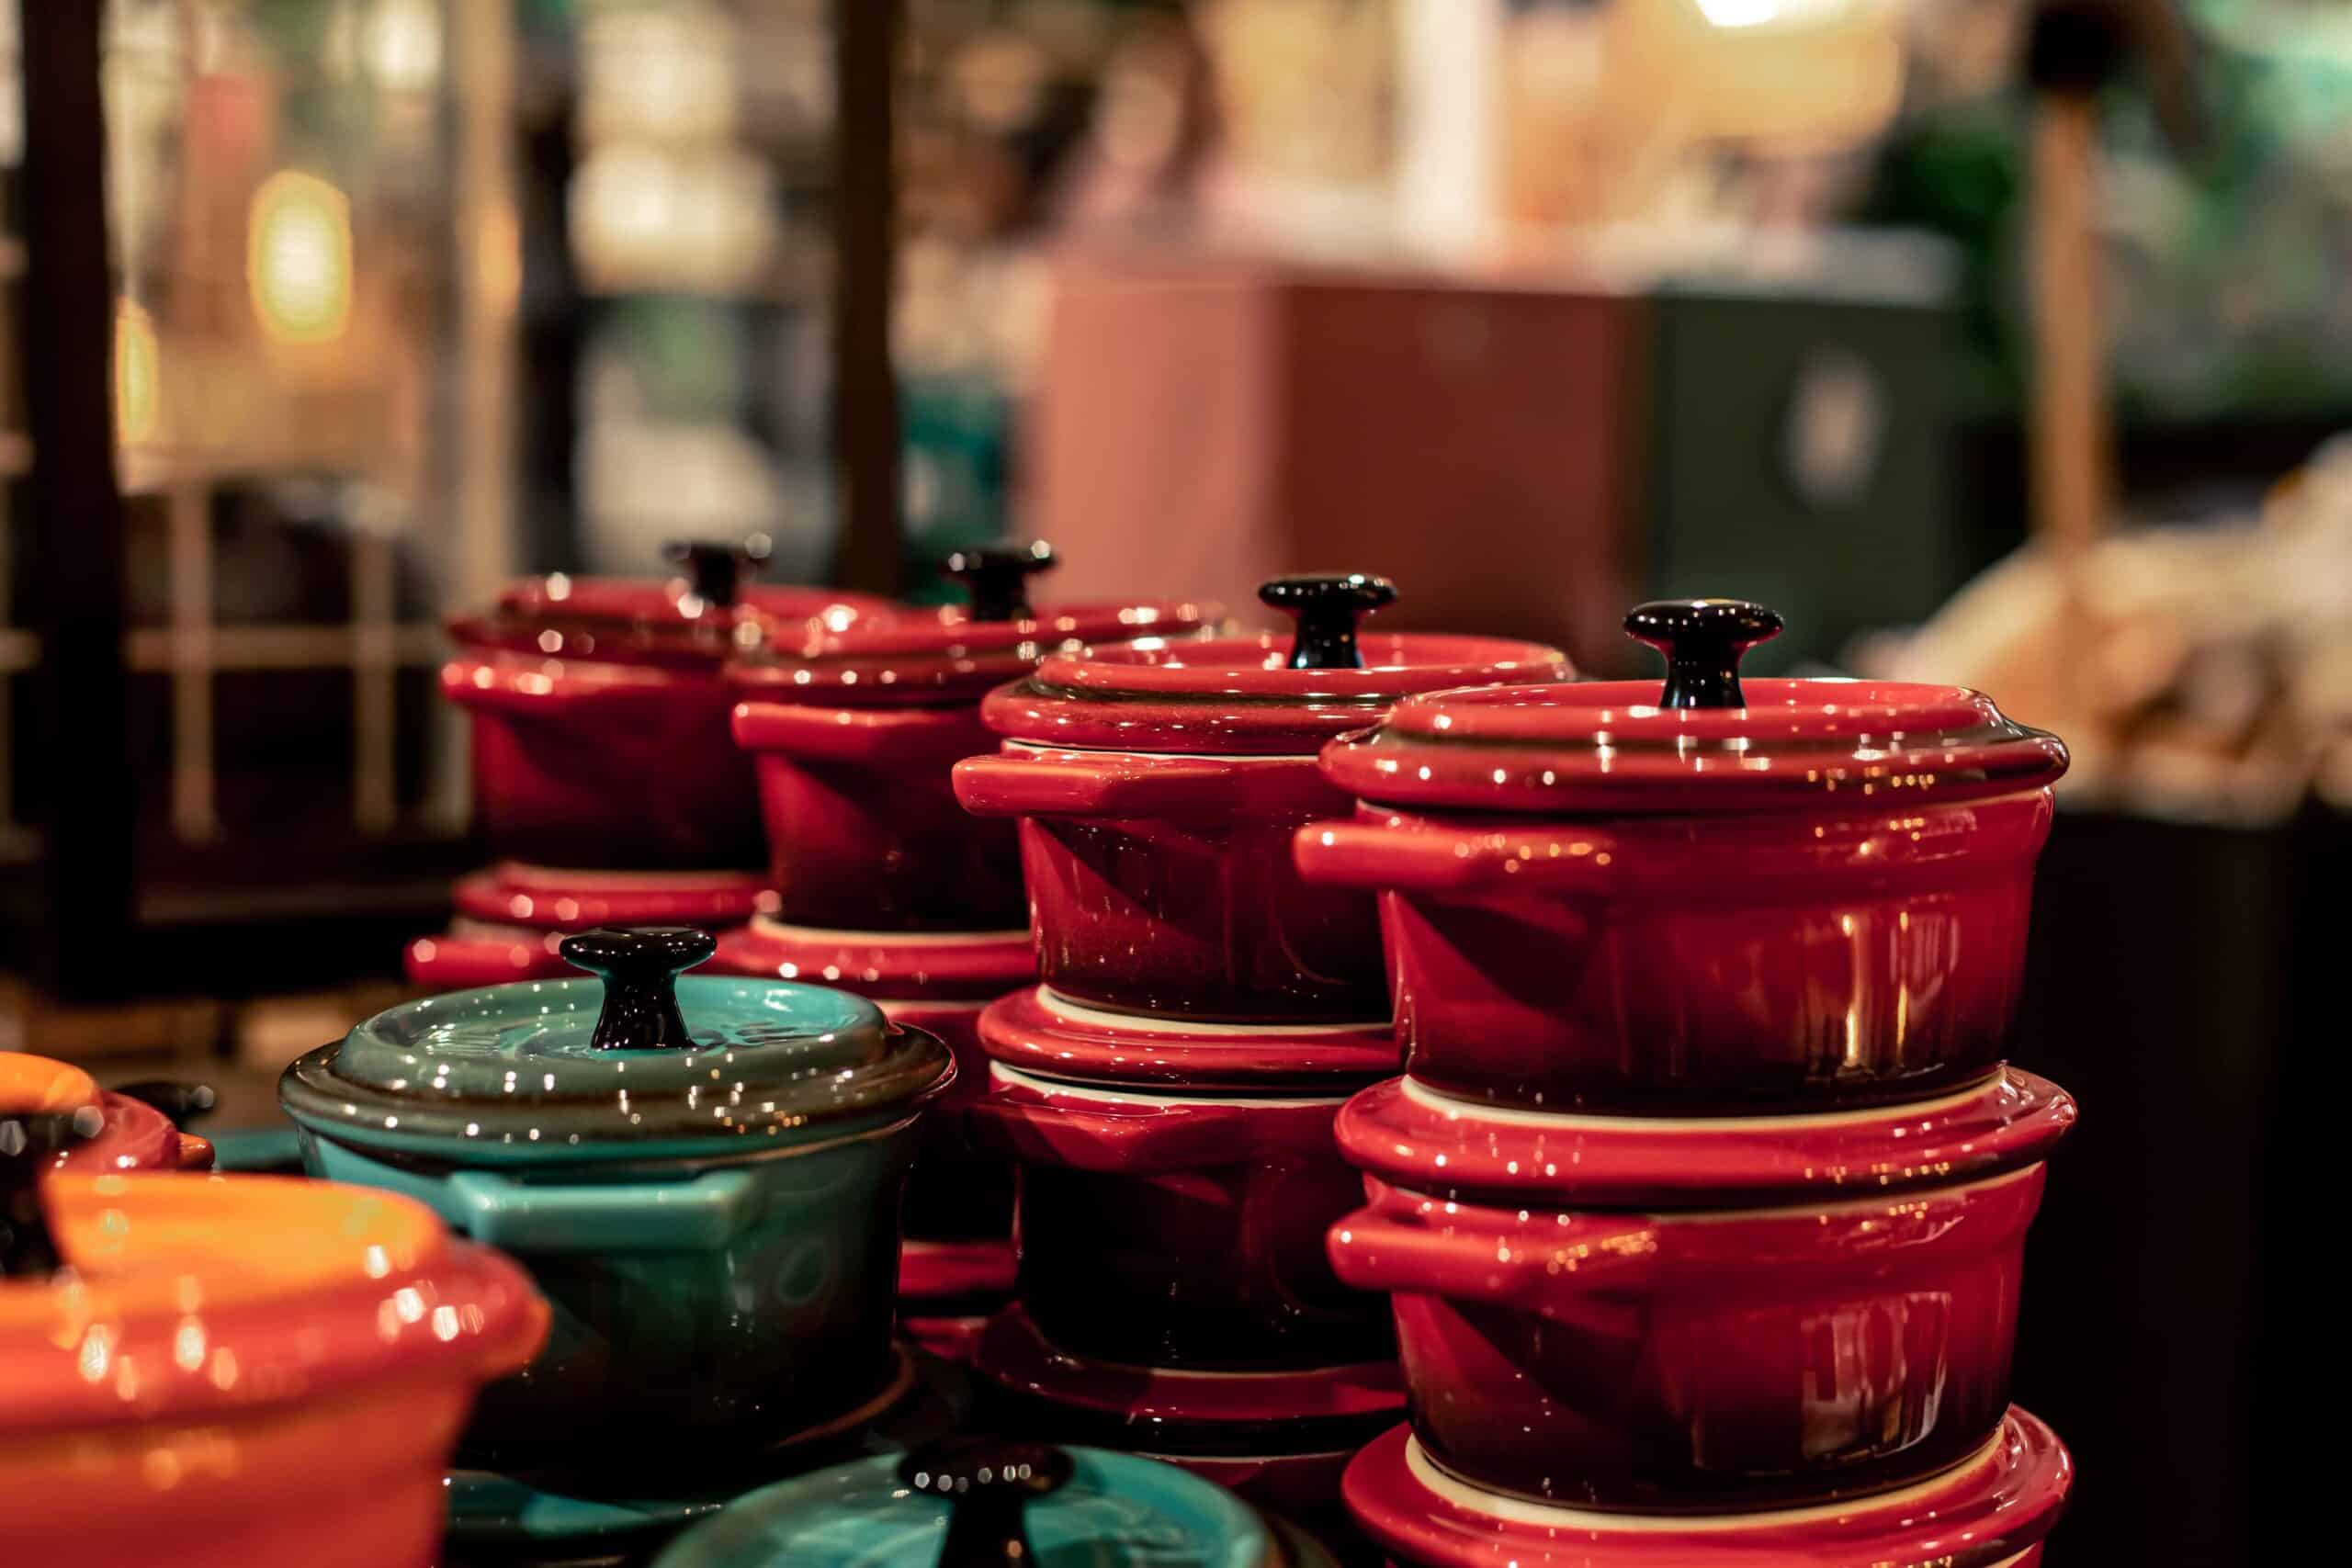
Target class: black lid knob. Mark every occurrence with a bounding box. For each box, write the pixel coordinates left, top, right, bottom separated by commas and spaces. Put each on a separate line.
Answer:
899, 1438, 1074, 1568
1623, 599, 1783, 710
664, 536, 772, 610
559, 927, 716, 1051
944, 541, 1057, 622
110, 1080, 219, 1130
1259, 573, 1397, 671
4, 1108, 100, 1278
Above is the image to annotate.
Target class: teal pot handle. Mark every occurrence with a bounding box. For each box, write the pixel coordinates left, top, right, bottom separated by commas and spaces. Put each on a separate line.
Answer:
445, 1167, 763, 1252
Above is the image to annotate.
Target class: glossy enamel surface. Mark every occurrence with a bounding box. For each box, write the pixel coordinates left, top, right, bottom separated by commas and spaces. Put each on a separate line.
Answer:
411, 864, 773, 993
649, 1443, 1269, 1568
1343, 1410, 2070, 1568
968, 1063, 1392, 1369
1, 1172, 544, 1568
2, 1053, 208, 1175
1296, 790, 2058, 1111
1327, 1074, 2074, 1510
733, 700, 1025, 930
978, 985, 1398, 1088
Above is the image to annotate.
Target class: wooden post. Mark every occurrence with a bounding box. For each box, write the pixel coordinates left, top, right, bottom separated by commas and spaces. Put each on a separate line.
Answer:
829, 0, 905, 597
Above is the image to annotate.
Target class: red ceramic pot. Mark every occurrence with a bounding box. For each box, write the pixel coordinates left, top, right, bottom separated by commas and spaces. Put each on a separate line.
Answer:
898, 1237, 1021, 1364
446, 557, 891, 872
407, 863, 773, 991
1296, 599, 2068, 1111
967, 995, 1397, 1368
1328, 1068, 2075, 1512
1342, 1408, 2071, 1568
729, 547, 1214, 931
3, 1052, 215, 1174
974, 1302, 1404, 1516
955, 575, 1569, 1021
709, 915, 1033, 1250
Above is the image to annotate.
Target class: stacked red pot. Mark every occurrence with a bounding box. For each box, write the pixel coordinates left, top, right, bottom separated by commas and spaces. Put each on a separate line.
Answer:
712, 544, 1218, 1350
952, 575, 1573, 1521
1293, 600, 2082, 1563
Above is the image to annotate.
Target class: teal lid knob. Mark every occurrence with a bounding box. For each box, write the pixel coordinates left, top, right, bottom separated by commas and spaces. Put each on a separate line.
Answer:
558, 927, 717, 1052
899, 1438, 1074, 1567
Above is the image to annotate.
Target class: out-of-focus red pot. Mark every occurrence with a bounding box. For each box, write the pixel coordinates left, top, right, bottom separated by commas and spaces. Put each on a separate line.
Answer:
974, 1302, 1404, 1517
3, 1053, 213, 1174
1296, 602, 2068, 1111
405, 863, 771, 992
1341, 1408, 2071, 1568
446, 570, 889, 871
708, 915, 1034, 1249
729, 581, 1216, 931
1328, 1068, 2075, 1512
967, 1008, 1396, 1368
955, 578, 1568, 1021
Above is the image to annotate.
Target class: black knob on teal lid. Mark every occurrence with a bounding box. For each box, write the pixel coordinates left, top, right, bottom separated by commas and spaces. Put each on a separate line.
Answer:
1623, 599, 1783, 710
3, 1110, 97, 1278
1259, 572, 1398, 671
665, 536, 772, 609
945, 541, 1057, 623
559, 926, 717, 1052
899, 1438, 1075, 1568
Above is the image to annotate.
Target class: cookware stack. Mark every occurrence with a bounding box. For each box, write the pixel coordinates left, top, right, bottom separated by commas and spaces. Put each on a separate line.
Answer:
1289, 600, 2082, 1567
948, 574, 1573, 1523
413, 540, 890, 992
707, 543, 1215, 1353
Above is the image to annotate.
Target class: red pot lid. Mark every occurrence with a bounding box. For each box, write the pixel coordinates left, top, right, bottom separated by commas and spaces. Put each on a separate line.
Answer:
3, 1172, 546, 1438
452, 541, 890, 670
1321, 599, 2065, 812
709, 916, 1035, 1001
2, 1054, 184, 1178
1336, 1067, 2075, 1211
974, 1303, 1404, 1428
450, 862, 772, 931
982, 574, 1570, 755
727, 542, 1216, 705
979, 986, 1396, 1089
1343, 1410, 2071, 1568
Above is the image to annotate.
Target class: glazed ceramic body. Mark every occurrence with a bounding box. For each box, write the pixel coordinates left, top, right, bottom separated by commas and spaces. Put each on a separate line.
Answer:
1, 1054, 213, 1173
967, 1065, 1391, 1369
447, 652, 764, 870
1297, 792, 2053, 1111
733, 701, 1026, 931
1342, 1410, 2071, 1568
1326, 1067, 2067, 1513
297, 1119, 919, 1479
958, 745, 1384, 1020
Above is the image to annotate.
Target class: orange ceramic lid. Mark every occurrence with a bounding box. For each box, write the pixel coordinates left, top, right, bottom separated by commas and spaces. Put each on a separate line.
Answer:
1, 1172, 545, 1438
0, 1054, 182, 1176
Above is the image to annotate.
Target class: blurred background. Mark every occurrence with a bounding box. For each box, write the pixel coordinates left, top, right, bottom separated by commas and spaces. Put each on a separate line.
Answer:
0, 2, 2325, 1561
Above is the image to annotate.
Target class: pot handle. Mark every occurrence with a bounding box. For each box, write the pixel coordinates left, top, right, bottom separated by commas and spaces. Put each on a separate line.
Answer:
1293, 819, 1621, 894
1327, 1207, 1658, 1307
965, 1093, 1272, 1175
953, 752, 1246, 820
445, 1167, 762, 1252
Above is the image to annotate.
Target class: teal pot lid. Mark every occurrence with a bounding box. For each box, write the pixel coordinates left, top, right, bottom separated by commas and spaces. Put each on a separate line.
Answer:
652, 1439, 1268, 1568
282, 927, 952, 1162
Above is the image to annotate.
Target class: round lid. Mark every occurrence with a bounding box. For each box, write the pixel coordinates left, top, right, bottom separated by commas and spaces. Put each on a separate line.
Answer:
453, 538, 890, 670
0, 1053, 183, 1179
282, 927, 953, 1162
1320, 598, 2067, 812
2, 1170, 545, 1434
1335, 1068, 2075, 1211
649, 1439, 1268, 1568
451, 862, 772, 932
727, 542, 1216, 705
982, 574, 1570, 755
1342, 1411, 2071, 1568
978, 987, 1396, 1089
711, 917, 1035, 1002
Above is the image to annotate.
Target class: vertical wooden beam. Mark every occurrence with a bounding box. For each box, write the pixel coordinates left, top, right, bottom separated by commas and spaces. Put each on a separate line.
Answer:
20, 0, 136, 998
830, 0, 904, 596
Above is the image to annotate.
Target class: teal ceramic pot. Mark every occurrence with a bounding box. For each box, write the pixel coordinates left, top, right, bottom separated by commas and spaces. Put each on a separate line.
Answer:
650, 1439, 1272, 1568
281, 927, 954, 1481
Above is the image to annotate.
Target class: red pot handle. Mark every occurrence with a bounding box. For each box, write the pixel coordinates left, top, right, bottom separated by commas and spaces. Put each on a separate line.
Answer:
1327, 1207, 1657, 1307
731, 700, 996, 763
440, 657, 683, 715
1293, 818, 1622, 894
965, 1091, 1317, 1174
953, 752, 1247, 820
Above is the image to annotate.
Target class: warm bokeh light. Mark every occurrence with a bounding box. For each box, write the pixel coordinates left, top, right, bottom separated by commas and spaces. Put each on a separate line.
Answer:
113, 298, 164, 446
247, 170, 355, 345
